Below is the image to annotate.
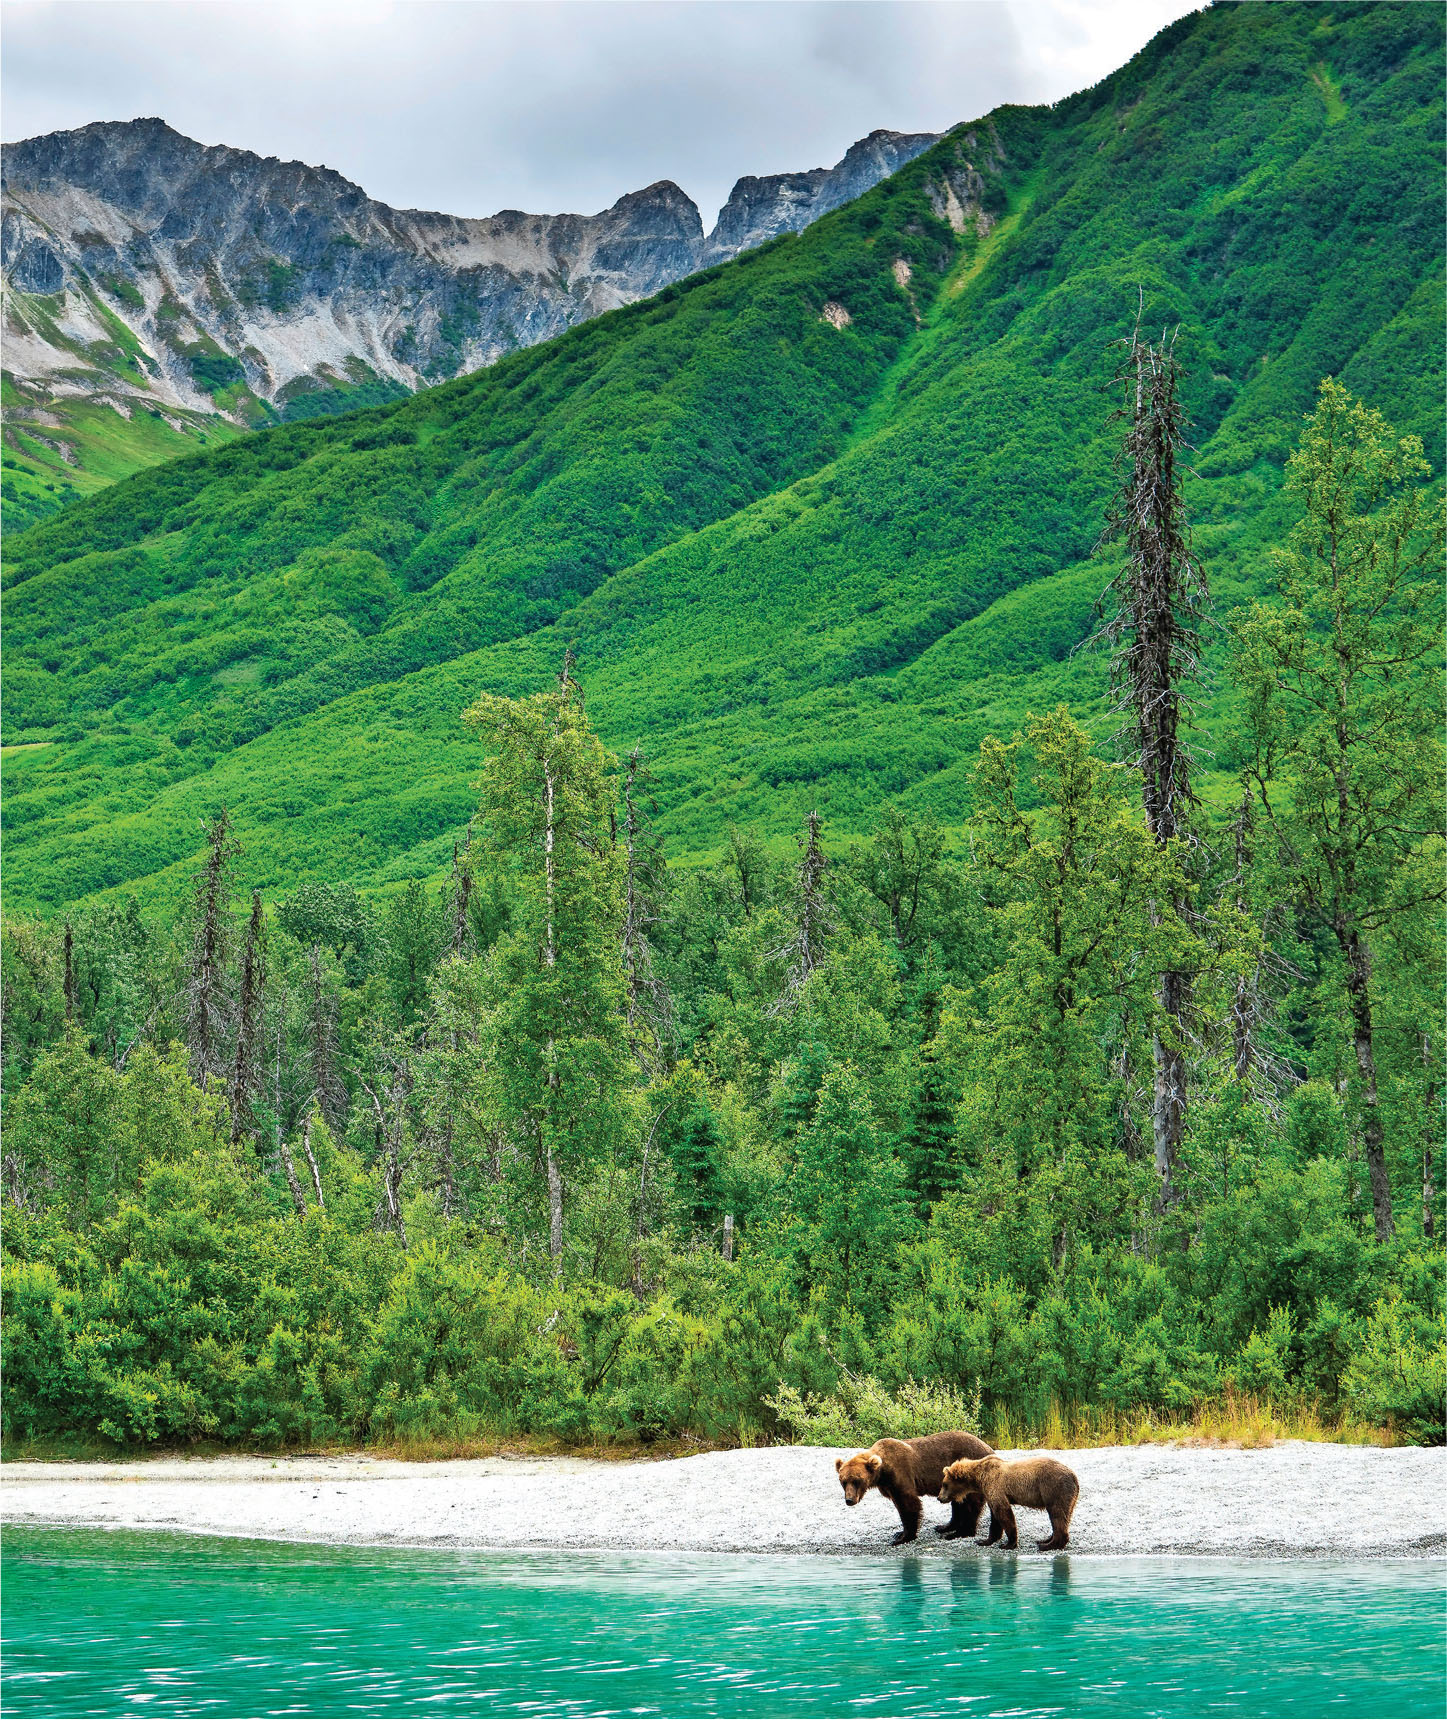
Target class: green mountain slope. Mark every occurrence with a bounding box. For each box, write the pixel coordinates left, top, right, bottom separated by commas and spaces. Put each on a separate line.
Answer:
4, 2, 1442, 911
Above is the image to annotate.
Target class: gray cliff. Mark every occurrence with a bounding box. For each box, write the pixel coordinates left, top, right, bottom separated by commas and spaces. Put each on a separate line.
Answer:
1, 118, 940, 426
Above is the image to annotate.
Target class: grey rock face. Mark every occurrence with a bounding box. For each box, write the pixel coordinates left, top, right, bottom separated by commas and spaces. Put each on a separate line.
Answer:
707, 129, 941, 262
1, 117, 942, 426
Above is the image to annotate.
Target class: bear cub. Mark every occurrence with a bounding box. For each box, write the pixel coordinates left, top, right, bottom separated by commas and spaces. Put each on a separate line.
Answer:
939, 1454, 1079, 1551
836, 1431, 995, 1545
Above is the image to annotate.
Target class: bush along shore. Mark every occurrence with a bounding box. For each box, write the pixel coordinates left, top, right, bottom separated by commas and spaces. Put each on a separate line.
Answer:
3, 379, 1444, 1455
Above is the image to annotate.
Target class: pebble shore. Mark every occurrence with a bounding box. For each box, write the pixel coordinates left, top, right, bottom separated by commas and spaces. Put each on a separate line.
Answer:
5, 1442, 1443, 1559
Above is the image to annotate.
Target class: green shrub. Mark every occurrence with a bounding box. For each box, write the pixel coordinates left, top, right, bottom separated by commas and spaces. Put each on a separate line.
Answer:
766, 1371, 983, 1448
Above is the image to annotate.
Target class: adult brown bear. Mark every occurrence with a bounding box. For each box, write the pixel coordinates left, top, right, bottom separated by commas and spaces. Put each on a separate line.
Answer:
939, 1454, 1079, 1551
836, 1432, 995, 1545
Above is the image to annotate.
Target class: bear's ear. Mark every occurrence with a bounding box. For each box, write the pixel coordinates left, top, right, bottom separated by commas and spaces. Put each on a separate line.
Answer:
865, 1453, 883, 1473
835, 1458, 845, 1473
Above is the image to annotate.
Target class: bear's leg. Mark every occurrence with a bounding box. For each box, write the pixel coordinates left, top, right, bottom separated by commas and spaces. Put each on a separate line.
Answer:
1036, 1510, 1070, 1552
988, 1499, 1018, 1550
937, 1495, 982, 1540
890, 1489, 923, 1545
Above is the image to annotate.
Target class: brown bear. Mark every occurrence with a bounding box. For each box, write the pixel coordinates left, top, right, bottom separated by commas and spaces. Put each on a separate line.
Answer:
836, 1432, 995, 1545
938, 1454, 1079, 1551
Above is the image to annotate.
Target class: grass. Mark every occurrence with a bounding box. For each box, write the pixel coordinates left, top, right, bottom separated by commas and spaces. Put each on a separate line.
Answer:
1311, 61, 1348, 125
2, 1395, 1401, 1466
1, 386, 240, 532
987, 1391, 1396, 1452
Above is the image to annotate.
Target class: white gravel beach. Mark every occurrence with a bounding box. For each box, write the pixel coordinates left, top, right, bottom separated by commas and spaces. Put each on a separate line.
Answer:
4, 1442, 1444, 1559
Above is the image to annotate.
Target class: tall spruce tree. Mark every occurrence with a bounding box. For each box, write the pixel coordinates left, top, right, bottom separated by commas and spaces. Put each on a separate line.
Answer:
618, 746, 675, 1077
186, 809, 240, 1092
774, 810, 832, 1008
305, 944, 348, 1136
1233, 380, 1445, 1241
464, 664, 631, 1276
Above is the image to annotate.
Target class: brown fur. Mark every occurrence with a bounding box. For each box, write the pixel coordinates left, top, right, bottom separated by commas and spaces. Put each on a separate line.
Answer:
836, 1431, 994, 1545
939, 1454, 1079, 1551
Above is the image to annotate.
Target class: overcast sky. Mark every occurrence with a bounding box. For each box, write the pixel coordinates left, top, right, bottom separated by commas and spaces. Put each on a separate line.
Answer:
3, 1, 1200, 226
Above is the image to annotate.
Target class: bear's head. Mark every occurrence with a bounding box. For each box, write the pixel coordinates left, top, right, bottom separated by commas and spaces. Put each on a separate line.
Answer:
835, 1451, 883, 1506
939, 1455, 994, 1504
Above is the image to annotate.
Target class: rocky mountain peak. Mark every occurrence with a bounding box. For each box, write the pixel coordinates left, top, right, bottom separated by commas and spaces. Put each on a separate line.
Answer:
2, 114, 947, 514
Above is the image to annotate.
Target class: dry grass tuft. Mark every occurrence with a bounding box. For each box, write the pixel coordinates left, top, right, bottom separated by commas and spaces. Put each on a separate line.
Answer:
985, 1390, 1393, 1452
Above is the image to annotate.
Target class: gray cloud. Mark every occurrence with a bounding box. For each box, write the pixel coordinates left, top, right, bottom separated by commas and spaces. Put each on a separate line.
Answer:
2, 1, 1199, 225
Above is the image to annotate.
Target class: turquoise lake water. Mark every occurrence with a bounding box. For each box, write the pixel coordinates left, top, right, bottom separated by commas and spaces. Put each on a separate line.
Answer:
3, 1529, 1443, 1718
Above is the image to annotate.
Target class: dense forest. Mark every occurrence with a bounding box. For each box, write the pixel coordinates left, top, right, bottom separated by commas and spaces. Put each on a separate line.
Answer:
4, 367, 1443, 1452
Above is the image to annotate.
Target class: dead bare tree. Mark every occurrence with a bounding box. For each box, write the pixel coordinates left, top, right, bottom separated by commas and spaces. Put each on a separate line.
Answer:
301, 1111, 326, 1211
1095, 314, 1208, 1208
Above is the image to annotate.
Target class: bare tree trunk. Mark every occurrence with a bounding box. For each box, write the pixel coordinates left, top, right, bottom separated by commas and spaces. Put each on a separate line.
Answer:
279, 1131, 308, 1216
546, 1146, 564, 1266
302, 1112, 325, 1211
1341, 925, 1393, 1241
1096, 322, 1207, 1212
722, 1213, 735, 1262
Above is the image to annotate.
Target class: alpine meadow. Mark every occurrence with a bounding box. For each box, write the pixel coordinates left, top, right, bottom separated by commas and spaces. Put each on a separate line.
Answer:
2, 1, 1444, 1460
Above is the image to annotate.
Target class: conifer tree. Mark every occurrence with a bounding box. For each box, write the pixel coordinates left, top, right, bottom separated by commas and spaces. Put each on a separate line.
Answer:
386, 878, 441, 1023
464, 662, 630, 1275
305, 944, 348, 1136
1233, 380, 1445, 1240
790, 1064, 911, 1322
774, 810, 832, 1007
229, 891, 265, 1147
619, 746, 674, 1077
901, 970, 957, 1210
186, 809, 240, 1091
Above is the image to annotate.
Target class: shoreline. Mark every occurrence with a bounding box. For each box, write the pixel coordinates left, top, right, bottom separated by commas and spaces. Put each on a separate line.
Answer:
4, 1443, 1444, 1561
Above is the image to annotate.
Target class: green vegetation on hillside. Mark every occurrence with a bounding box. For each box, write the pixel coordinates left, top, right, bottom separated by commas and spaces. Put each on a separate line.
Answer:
4, 3, 1442, 914
2, 4, 1442, 1458
1, 379, 240, 534
3, 382, 1441, 1454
